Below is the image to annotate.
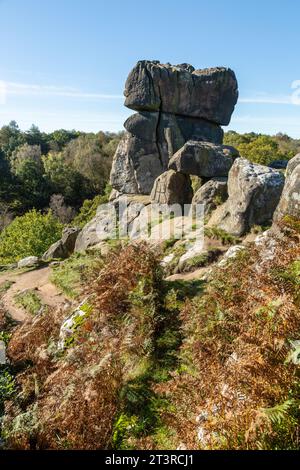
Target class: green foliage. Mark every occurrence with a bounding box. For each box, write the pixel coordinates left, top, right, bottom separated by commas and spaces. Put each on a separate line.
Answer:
0, 368, 15, 413
0, 331, 11, 345
224, 131, 300, 165
0, 121, 122, 217
15, 289, 43, 316
257, 396, 300, 450
204, 226, 239, 245
0, 209, 63, 264
0, 281, 14, 296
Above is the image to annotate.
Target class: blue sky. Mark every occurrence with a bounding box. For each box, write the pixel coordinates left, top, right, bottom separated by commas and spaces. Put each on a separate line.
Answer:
0, 0, 299, 137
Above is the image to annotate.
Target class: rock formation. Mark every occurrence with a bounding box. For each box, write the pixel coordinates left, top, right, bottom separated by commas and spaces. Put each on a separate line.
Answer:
150, 170, 193, 205
43, 227, 80, 260
209, 158, 285, 236
273, 154, 300, 223
168, 141, 239, 178
192, 177, 228, 215
110, 60, 238, 196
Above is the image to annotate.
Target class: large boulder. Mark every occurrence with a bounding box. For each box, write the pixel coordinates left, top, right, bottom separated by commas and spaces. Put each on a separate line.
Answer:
75, 196, 151, 252
150, 170, 193, 206
192, 177, 228, 215
124, 61, 238, 125
110, 132, 163, 194
210, 158, 285, 236
273, 154, 300, 223
43, 227, 81, 260
169, 141, 239, 178
124, 111, 158, 142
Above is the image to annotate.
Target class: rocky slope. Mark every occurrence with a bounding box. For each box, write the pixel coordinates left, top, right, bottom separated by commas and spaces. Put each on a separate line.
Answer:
0, 60, 299, 450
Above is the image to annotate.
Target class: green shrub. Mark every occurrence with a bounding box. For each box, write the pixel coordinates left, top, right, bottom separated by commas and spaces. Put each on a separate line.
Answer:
0, 368, 15, 413
204, 226, 239, 245
0, 209, 63, 264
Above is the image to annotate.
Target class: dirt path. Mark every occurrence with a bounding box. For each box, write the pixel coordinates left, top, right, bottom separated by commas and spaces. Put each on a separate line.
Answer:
165, 266, 210, 282
0, 266, 67, 322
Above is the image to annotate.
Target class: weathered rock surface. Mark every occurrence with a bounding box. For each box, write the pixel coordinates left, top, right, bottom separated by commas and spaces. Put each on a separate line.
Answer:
273, 154, 300, 223
110, 60, 238, 196
150, 170, 193, 206
75, 195, 151, 251
43, 227, 81, 260
17, 256, 39, 269
124, 61, 238, 125
269, 160, 288, 170
75, 204, 117, 252
124, 111, 158, 142
169, 141, 239, 178
175, 115, 223, 144
192, 177, 228, 215
210, 158, 285, 236
286, 153, 300, 179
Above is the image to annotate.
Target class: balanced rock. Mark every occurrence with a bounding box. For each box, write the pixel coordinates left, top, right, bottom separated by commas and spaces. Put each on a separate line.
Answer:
169, 141, 239, 178
273, 154, 300, 223
43, 227, 81, 260
150, 170, 193, 206
210, 158, 285, 236
110, 60, 238, 196
192, 177, 228, 215
124, 61, 238, 125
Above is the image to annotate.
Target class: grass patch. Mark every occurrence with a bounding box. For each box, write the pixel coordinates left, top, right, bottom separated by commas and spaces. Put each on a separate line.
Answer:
14, 289, 42, 316
204, 226, 239, 245
0, 281, 14, 297
50, 251, 104, 299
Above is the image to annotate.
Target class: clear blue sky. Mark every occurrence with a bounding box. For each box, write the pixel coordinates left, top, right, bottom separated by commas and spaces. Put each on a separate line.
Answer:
0, 0, 299, 137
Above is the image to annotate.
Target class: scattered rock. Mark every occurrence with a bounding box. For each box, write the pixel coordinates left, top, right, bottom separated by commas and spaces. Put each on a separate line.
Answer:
218, 245, 247, 267
43, 227, 81, 260
192, 177, 228, 215
17, 256, 39, 269
58, 300, 91, 350
150, 170, 193, 206
0, 340, 7, 365
210, 158, 285, 236
168, 141, 239, 177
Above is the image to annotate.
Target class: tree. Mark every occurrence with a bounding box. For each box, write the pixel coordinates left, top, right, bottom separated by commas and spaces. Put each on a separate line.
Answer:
0, 121, 24, 157
43, 151, 89, 205
62, 134, 113, 194
224, 132, 292, 165
11, 144, 50, 208
0, 209, 63, 264
24, 124, 49, 154
49, 194, 76, 224
47, 129, 80, 152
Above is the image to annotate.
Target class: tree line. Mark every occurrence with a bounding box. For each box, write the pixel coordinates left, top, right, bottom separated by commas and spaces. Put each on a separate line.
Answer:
0, 121, 123, 226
